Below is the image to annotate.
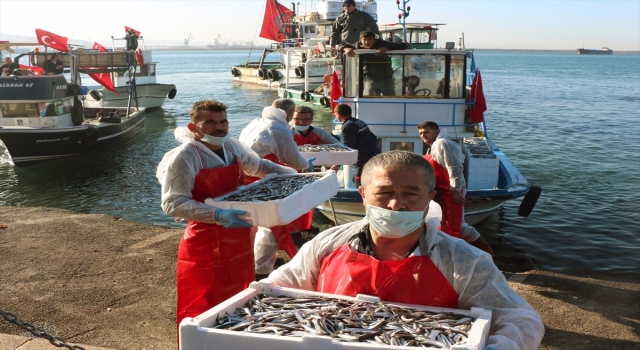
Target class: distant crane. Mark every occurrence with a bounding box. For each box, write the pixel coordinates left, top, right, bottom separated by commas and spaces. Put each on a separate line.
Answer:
184, 33, 193, 46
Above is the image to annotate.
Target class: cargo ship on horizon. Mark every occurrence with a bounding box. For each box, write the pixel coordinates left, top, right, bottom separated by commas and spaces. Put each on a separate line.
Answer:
577, 47, 613, 55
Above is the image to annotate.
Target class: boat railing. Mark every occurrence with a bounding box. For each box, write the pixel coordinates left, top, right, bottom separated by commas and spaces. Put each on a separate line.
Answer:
17, 51, 133, 74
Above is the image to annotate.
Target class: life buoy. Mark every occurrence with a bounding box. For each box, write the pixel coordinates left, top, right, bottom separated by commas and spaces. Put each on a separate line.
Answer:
320, 96, 330, 108
258, 68, 267, 80
168, 88, 177, 99
83, 126, 100, 146
267, 69, 280, 82
294, 66, 305, 78
134, 48, 144, 65
30, 48, 39, 66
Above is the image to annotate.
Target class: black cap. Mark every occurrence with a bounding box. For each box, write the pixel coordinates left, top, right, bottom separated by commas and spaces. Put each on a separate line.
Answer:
343, 0, 356, 6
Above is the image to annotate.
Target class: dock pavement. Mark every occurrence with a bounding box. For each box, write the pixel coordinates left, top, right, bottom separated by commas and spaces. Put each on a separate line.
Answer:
0, 206, 638, 350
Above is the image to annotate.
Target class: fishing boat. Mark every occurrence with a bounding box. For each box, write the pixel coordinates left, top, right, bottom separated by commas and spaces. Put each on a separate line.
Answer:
0, 48, 145, 165
230, 0, 378, 92
577, 47, 613, 55
82, 36, 177, 109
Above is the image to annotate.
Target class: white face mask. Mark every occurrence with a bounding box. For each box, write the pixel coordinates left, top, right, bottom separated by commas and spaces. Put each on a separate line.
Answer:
194, 125, 229, 146
366, 204, 427, 238
293, 124, 310, 132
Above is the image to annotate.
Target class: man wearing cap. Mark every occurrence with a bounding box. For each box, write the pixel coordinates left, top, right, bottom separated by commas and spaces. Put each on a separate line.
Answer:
330, 0, 379, 53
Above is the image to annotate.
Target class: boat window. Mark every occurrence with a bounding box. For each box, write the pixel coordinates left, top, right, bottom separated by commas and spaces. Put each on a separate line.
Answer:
343, 56, 359, 98
449, 54, 465, 98
149, 63, 156, 77
0, 103, 39, 118
389, 141, 415, 152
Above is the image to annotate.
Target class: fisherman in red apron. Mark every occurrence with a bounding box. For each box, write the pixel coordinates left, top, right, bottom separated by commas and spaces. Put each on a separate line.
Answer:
239, 99, 314, 278
418, 121, 494, 254
268, 151, 544, 350
156, 100, 297, 328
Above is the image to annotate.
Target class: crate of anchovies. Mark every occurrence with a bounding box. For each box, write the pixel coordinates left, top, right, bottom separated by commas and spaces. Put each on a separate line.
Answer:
179, 281, 491, 350
204, 171, 339, 227
298, 144, 359, 166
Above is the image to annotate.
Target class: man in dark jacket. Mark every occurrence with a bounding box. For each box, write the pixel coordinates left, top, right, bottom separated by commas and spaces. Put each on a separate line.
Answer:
330, 0, 379, 51
331, 104, 380, 183
125, 29, 139, 51
341, 30, 409, 96
0, 57, 20, 76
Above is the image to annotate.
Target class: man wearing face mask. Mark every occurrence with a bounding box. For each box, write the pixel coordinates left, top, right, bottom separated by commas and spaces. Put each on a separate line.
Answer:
267, 151, 544, 350
239, 99, 315, 278
156, 100, 296, 328
291, 106, 341, 146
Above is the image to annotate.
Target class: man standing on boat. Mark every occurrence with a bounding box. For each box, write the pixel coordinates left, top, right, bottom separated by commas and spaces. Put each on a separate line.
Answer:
418, 121, 494, 255
266, 151, 544, 350
239, 99, 315, 278
125, 28, 139, 51
156, 100, 296, 328
330, 0, 379, 52
331, 104, 381, 184
341, 30, 409, 96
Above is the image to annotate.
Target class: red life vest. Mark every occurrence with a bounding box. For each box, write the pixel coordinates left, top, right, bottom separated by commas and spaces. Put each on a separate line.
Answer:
317, 243, 458, 308
423, 154, 463, 238
176, 146, 253, 327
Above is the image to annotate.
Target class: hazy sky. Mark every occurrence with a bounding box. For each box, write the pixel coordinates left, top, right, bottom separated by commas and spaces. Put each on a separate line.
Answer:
1, 0, 638, 51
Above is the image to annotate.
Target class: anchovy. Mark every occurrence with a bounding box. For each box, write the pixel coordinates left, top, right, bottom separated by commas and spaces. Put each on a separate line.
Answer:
298, 144, 353, 152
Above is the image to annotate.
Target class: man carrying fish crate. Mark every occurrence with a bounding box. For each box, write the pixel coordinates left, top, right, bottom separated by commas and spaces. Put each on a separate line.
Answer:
267, 151, 544, 350
156, 100, 297, 329
239, 99, 315, 279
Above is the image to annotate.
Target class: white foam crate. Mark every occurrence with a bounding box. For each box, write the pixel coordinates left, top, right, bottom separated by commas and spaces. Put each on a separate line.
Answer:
204, 171, 339, 227
179, 281, 491, 350
464, 138, 499, 191
298, 145, 358, 166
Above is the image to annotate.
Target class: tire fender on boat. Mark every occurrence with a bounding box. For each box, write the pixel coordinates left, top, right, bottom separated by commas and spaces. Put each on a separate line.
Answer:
301, 91, 311, 102
134, 48, 144, 65
517, 185, 542, 217
231, 67, 241, 77
294, 66, 305, 78
258, 68, 267, 80
168, 88, 177, 99
320, 96, 330, 108
281, 89, 288, 98
89, 90, 102, 101
267, 69, 280, 82
83, 126, 100, 147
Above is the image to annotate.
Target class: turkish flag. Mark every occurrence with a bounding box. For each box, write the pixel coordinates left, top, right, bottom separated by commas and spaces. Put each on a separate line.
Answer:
35, 29, 69, 52
469, 69, 486, 124
88, 42, 117, 94
124, 26, 141, 36
18, 64, 44, 76
259, 0, 294, 42
330, 70, 342, 116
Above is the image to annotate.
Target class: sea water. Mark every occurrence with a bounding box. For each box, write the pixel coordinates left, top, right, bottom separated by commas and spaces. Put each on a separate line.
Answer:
1, 50, 638, 273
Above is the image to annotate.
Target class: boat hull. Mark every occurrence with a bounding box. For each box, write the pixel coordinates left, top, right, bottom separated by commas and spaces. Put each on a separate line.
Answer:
83, 84, 176, 110
0, 109, 145, 164
577, 48, 613, 55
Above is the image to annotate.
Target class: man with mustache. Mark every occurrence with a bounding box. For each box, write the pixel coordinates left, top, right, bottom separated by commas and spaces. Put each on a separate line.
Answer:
156, 99, 296, 328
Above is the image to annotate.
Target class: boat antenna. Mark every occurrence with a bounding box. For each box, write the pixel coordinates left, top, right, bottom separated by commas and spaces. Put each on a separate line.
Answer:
396, 0, 411, 42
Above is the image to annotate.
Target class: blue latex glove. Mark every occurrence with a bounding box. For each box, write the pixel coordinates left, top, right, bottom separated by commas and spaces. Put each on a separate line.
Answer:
306, 157, 316, 172
215, 209, 252, 228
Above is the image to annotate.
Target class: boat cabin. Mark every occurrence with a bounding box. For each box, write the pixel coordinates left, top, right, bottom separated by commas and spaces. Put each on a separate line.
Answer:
0, 75, 79, 128
378, 23, 443, 49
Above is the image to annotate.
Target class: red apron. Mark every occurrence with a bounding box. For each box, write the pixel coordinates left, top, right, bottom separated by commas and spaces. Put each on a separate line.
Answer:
423, 155, 463, 238
317, 243, 458, 308
176, 146, 254, 327
244, 153, 299, 258
293, 128, 321, 145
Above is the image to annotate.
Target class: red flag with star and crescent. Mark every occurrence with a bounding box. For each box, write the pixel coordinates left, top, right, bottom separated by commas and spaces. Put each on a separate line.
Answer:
469, 69, 486, 124
124, 26, 141, 36
88, 42, 117, 94
35, 29, 69, 52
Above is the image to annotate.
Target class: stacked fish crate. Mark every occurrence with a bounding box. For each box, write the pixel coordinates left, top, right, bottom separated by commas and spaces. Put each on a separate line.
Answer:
298, 144, 358, 165
179, 281, 491, 350
204, 172, 339, 227
463, 138, 499, 191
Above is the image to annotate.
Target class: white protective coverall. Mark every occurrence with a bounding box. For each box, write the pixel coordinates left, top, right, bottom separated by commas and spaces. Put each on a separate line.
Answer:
156, 126, 297, 223
239, 106, 311, 274
269, 218, 544, 350
430, 128, 481, 241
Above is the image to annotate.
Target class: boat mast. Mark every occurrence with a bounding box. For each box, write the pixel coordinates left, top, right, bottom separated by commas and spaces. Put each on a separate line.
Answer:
396, 0, 411, 42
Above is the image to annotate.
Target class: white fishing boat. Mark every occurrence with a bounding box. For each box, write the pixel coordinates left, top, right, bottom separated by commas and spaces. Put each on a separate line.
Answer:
232, 0, 540, 224
83, 36, 177, 110
0, 45, 145, 165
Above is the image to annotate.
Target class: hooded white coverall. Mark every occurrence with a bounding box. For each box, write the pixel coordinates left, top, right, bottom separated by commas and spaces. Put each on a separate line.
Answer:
239, 106, 311, 274
269, 218, 544, 350
156, 126, 297, 223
